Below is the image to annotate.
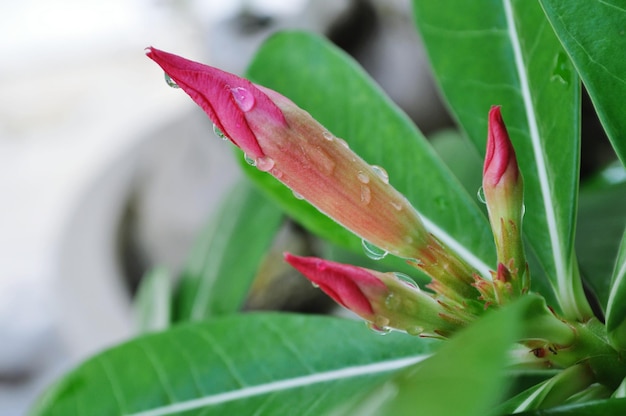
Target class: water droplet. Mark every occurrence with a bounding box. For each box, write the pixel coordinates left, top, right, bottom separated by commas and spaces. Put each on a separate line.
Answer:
271, 168, 283, 179
371, 165, 389, 184
244, 153, 256, 166
406, 326, 424, 336
292, 191, 304, 200
360, 185, 371, 204
477, 186, 486, 204
357, 172, 370, 184
311, 282, 319, 289
385, 293, 401, 309
322, 131, 334, 141
164, 73, 179, 88
375, 316, 390, 328
521, 203, 526, 217
230, 87, 255, 112
366, 321, 390, 335
551, 52, 572, 86
394, 273, 419, 289
308, 147, 336, 175
390, 200, 403, 211
256, 156, 275, 172
336, 138, 350, 149
362, 240, 388, 260
213, 124, 227, 140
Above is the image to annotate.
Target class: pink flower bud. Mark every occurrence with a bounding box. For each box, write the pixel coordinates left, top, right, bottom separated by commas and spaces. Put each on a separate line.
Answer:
146, 47, 432, 260
284, 253, 465, 337
483, 106, 528, 297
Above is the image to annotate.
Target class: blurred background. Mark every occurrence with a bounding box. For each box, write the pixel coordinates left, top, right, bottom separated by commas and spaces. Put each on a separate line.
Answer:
0, 0, 454, 413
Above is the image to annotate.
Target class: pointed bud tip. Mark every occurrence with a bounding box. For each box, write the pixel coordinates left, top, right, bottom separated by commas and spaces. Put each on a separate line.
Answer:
484, 105, 518, 186
284, 253, 385, 317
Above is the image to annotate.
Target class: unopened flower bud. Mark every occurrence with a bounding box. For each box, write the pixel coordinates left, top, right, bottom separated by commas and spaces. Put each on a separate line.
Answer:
483, 106, 528, 297
284, 253, 465, 337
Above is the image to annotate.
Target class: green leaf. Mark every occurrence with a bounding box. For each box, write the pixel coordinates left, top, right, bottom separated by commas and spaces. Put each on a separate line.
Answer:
340, 297, 531, 416
512, 397, 626, 416
245, 31, 495, 279
576, 178, 626, 314
175, 180, 283, 321
538, 0, 626, 167
606, 229, 626, 350
134, 267, 172, 334
412, 0, 589, 320
29, 314, 440, 416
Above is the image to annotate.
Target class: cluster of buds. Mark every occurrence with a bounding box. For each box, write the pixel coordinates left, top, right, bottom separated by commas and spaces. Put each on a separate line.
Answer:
146, 48, 528, 338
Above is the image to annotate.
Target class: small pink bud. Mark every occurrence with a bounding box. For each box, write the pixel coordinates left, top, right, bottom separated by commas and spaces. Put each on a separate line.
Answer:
484, 106, 520, 187
284, 253, 385, 319
284, 253, 465, 336
482, 106, 528, 298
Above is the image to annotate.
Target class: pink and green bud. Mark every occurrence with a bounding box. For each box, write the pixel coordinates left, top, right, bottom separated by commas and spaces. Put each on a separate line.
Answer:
146, 47, 434, 260
483, 106, 528, 297
284, 253, 465, 337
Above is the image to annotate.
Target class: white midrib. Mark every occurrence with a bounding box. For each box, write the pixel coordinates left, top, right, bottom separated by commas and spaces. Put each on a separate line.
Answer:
420, 216, 493, 280
503, 1, 568, 304
125, 355, 429, 416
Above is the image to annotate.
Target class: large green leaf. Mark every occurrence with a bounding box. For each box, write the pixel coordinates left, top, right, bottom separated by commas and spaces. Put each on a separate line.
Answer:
412, 0, 589, 320
30, 314, 439, 416
576, 178, 626, 314
175, 180, 283, 321
339, 297, 531, 416
245, 31, 495, 279
606, 229, 626, 350
539, 0, 626, 166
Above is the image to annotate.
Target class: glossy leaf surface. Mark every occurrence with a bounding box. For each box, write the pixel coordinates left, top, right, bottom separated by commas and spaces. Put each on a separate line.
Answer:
30, 314, 439, 416
539, 0, 626, 166
245, 31, 495, 278
342, 297, 530, 415
412, 0, 588, 320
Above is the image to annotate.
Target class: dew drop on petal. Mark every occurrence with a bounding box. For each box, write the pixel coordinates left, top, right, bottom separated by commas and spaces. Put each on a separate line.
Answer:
256, 156, 275, 172
390, 200, 403, 211
292, 191, 304, 200
371, 165, 389, 184
213, 124, 227, 140
477, 186, 486, 204
336, 138, 350, 149
244, 153, 256, 166
357, 172, 370, 184
311, 281, 319, 289
164, 72, 180, 88
366, 321, 390, 335
230, 87, 255, 112
385, 293, 401, 310
271, 168, 283, 179
406, 326, 424, 336
394, 273, 419, 290
322, 131, 334, 141
360, 185, 371, 204
362, 240, 388, 260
